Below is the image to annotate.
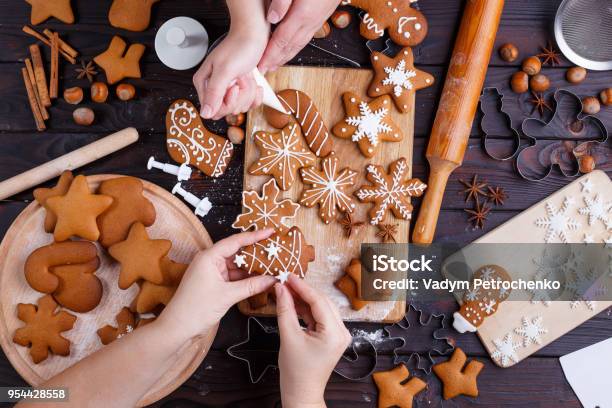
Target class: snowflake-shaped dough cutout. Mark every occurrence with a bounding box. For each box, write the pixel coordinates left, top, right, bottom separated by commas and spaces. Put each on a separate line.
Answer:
333, 93, 402, 158
563, 251, 607, 310
515, 316, 548, 346
233, 179, 300, 232
580, 178, 593, 193
491, 334, 521, 367
535, 197, 581, 243
249, 124, 316, 191
578, 194, 611, 227
356, 157, 426, 225
300, 154, 358, 224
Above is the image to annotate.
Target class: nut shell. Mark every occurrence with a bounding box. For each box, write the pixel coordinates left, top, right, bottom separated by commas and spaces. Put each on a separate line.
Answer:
313, 22, 331, 39
63, 87, 83, 105
225, 113, 245, 127
582, 96, 601, 115
227, 126, 245, 144
600, 88, 612, 106
330, 10, 351, 29
566, 67, 587, 84
499, 43, 519, 62
91, 82, 109, 103
510, 71, 529, 94
522, 56, 541, 76
529, 74, 550, 92
579, 155, 595, 173
73, 107, 95, 126
116, 83, 136, 101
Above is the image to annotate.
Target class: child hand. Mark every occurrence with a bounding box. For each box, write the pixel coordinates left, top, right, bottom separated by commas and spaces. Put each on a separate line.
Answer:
275, 274, 351, 407
158, 229, 277, 341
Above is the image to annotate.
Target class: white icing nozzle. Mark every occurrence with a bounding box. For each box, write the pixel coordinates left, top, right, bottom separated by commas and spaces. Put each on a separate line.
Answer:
147, 156, 192, 181
172, 182, 212, 217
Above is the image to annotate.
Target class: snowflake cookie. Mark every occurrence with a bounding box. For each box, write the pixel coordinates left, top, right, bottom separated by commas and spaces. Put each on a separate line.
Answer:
515, 316, 548, 346
368, 47, 434, 113
235, 226, 315, 283
300, 154, 358, 224
535, 197, 580, 243
355, 157, 426, 225
249, 124, 316, 191
232, 179, 300, 232
332, 93, 403, 158
491, 334, 521, 367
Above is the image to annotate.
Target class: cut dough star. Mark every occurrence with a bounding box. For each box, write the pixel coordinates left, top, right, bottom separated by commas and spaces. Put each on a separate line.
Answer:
26, 0, 75, 25
535, 197, 580, 243
234, 254, 247, 268
491, 334, 521, 367
514, 316, 548, 346
580, 178, 593, 193
578, 194, 611, 227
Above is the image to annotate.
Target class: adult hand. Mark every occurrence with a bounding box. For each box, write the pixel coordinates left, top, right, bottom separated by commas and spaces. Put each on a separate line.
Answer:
259, 0, 341, 73
275, 274, 352, 407
159, 229, 277, 341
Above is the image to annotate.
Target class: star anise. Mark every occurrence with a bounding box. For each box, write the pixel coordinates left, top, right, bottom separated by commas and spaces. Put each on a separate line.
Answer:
529, 91, 553, 116
76, 60, 98, 82
465, 199, 491, 229
459, 175, 488, 203
338, 212, 365, 238
376, 223, 398, 243
487, 186, 507, 206
537, 42, 561, 66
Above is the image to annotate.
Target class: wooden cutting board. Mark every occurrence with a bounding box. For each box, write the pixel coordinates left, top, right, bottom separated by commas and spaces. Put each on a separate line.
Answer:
443, 170, 612, 367
0, 175, 217, 406
241, 66, 419, 323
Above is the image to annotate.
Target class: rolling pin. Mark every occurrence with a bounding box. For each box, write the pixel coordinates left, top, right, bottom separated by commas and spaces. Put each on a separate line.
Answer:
412, 0, 504, 244
0, 127, 139, 200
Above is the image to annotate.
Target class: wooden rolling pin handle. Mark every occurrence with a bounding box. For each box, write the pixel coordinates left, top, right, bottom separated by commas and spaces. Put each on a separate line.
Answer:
0, 127, 139, 201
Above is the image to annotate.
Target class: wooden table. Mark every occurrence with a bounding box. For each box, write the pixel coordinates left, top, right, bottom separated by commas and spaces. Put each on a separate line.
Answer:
0, 0, 610, 406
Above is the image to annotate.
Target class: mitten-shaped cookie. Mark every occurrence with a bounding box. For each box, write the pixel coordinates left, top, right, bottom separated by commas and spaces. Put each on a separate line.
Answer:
109, 0, 160, 32
94, 36, 145, 84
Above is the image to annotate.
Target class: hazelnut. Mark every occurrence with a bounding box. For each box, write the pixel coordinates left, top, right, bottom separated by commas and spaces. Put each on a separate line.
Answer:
499, 43, 519, 62
530, 73, 550, 92
510, 71, 529, 94
73, 107, 95, 126
63, 86, 83, 105
582, 96, 601, 115
226, 112, 245, 127
313, 21, 331, 39
578, 154, 595, 173
566, 66, 587, 84
116, 83, 136, 101
600, 88, 612, 106
521, 56, 541, 76
91, 82, 109, 103
330, 10, 351, 29
227, 126, 245, 144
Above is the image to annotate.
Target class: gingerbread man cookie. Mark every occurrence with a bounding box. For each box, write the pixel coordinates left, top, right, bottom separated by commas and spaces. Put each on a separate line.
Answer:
166, 100, 234, 178
300, 154, 358, 224
26, 0, 75, 25
332, 93, 402, 158
369, 47, 434, 113
94, 36, 146, 84
45, 175, 113, 242
335, 258, 369, 310
341, 0, 428, 46
97, 176, 157, 248
432, 348, 484, 400
135, 259, 188, 314
249, 124, 316, 191
235, 226, 315, 283
97, 307, 136, 345
233, 179, 300, 232
33, 171, 74, 233
13, 295, 77, 363
355, 157, 426, 225
108, 222, 172, 289
109, 0, 160, 32
372, 364, 426, 408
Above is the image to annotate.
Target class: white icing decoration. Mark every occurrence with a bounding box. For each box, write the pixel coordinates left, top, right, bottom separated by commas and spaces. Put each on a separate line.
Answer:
362, 13, 384, 37
346, 101, 392, 147
514, 316, 547, 346
397, 16, 417, 37
240, 229, 309, 278
578, 194, 611, 227
276, 270, 291, 284
491, 334, 521, 367
265, 240, 281, 260
535, 197, 581, 243
234, 254, 247, 268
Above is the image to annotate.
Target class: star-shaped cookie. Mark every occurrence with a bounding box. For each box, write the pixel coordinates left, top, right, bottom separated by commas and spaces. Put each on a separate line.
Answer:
108, 222, 172, 289
372, 364, 426, 408
94, 36, 145, 85
33, 170, 74, 233
369, 47, 434, 113
332, 93, 402, 158
432, 348, 484, 400
26, 0, 75, 25
45, 175, 113, 242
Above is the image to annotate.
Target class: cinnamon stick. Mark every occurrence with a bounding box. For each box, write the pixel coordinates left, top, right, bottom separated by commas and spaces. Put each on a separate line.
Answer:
22, 67, 46, 131
50, 32, 59, 99
29, 44, 51, 107
25, 58, 49, 120
22, 26, 76, 64
43, 28, 78, 58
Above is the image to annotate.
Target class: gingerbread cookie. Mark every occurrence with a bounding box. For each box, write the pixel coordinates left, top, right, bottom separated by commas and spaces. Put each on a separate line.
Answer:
45, 175, 113, 242
300, 154, 357, 224
332, 93, 402, 158
235, 226, 315, 283
97, 307, 136, 345
271, 89, 334, 157
94, 36, 145, 85
97, 176, 156, 248
341, 0, 428, 46
249, 124, 316, 191
109, 0, 160, 32
166, 100, 234, 178
233, 179, 300, 232
432, 348, 484, 400
335, 259, 368, 311
51, 258, 102, 313
135, 259, 187, 314
248, 289, 275, 309
108, 222, 172, 289
33, 171, 74, 233
13, 295, 76, 363
26, 0, 75, 25
136, 317, 155, 328
355, 157, 426, 225
372, 364, 426, 408
369, 47, 434, 113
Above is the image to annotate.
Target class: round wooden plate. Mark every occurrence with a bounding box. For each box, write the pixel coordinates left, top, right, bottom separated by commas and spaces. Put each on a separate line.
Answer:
0, 175, 216, 406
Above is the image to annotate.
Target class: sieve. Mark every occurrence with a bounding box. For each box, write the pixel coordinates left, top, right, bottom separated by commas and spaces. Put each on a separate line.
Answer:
554, 0, 612, 70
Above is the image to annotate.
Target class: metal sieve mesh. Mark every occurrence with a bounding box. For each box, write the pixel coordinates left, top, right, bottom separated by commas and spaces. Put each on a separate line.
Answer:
554, 0, 612, 70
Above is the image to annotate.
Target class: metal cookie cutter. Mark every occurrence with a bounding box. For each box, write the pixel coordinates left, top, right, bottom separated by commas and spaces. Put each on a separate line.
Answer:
479, 87, 522, 161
